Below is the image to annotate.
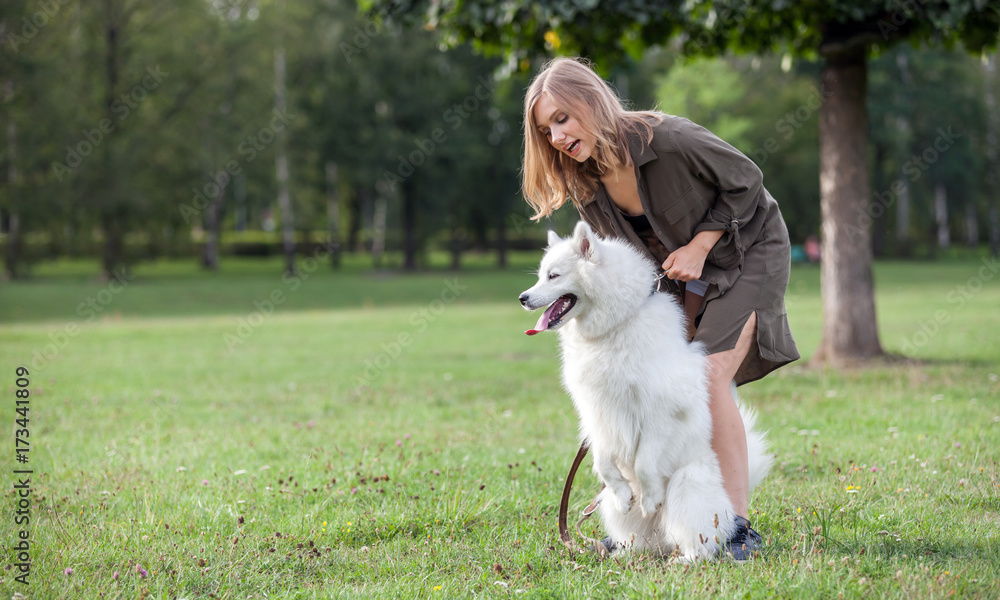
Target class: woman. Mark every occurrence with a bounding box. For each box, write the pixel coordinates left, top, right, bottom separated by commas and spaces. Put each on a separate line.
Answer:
522, 57, 799, 560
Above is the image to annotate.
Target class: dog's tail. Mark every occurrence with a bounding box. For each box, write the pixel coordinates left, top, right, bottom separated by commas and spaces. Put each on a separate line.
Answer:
732, 381, 774, 492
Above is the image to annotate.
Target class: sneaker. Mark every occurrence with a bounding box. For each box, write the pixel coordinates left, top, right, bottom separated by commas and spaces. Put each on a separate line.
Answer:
596, 536, 616, 557
723, 515, 763, 562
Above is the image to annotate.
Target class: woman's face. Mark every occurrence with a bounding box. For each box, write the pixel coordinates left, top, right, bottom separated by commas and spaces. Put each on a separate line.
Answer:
532, 93, 594, 163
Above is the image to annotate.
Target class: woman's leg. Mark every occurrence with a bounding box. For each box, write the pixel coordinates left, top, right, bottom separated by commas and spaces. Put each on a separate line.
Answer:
682, 289, 703, 341
705, 312, 758, 518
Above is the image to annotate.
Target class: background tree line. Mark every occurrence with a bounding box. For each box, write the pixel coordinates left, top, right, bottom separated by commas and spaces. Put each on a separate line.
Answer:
2, 0, 998, 284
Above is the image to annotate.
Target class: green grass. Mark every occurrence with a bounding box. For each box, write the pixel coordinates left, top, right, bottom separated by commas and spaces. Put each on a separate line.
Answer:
1, 253, 998, 599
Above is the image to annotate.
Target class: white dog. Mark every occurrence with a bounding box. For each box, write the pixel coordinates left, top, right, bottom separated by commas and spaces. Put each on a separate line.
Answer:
519, 221, 772, 561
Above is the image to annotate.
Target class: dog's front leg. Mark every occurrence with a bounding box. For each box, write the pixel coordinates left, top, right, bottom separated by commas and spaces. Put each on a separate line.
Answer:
593, 450, 633, 514
634, 442, 667, 518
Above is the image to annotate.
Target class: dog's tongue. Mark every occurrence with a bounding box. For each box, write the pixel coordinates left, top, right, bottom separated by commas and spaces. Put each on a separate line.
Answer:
525, 302, 559, 336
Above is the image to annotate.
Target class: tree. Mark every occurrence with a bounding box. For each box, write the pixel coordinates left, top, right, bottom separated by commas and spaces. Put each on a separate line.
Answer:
368, 0, 1000, 363
655, 54, 822, 244
295, 5, 512, 270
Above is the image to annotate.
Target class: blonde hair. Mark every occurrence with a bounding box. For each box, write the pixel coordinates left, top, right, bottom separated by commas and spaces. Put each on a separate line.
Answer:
522, 57, 661, 221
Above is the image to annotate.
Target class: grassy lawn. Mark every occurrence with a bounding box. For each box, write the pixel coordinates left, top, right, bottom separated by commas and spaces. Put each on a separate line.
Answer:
1, 252, 998, 599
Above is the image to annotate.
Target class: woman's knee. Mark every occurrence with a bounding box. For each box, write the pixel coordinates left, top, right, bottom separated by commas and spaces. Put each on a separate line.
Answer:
708, 312, 757, 383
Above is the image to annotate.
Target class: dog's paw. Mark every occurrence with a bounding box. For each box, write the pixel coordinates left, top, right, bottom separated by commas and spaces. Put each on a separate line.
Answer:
611, 488, 634, 514
639, 494, 662, 518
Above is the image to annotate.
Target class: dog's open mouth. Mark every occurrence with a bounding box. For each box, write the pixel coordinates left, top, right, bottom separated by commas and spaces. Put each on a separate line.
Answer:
525, 294, 577, 336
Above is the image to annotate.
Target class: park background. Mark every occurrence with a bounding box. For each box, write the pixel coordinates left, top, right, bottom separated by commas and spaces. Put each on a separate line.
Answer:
1, 0, 999, 598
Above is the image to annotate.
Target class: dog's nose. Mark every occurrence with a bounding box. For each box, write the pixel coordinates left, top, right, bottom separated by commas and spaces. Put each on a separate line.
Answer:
519, 293, 529, 306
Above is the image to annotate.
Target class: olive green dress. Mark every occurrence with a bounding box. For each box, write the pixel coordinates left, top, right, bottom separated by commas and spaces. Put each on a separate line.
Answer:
575, 114, 800, 385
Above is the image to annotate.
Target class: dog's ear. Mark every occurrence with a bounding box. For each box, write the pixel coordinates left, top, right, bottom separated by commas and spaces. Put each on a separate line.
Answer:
572, 221, 597, 261
546, 230, 561, 248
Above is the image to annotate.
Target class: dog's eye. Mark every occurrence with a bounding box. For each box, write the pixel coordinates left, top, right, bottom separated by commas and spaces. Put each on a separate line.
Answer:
548, 273, 560, 280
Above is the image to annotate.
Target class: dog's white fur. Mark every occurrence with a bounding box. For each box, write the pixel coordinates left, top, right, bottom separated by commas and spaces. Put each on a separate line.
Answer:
520, 221, 772, 561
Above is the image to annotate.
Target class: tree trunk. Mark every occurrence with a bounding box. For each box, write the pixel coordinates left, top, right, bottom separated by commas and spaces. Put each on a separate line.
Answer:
984, 54, 1000, 258
101, 212, 124, 280
402, 183, 417, 271
934, 182, 950, 250
350, 188, 366, 253
371, 188, 387, 268
450, 227, 462, 270
201, 176, 227, 271
4, 80, 22, 279
991, 206, 999, 259
274, 45, 295, 275
234, 174, 247, 232
813, 45, 885, 364
4, 212, 21, 280
100, 0, 123, 281
325, 161, 342, 268
895, 52, 913, 257
965, 202, 978, 247
894, 164, 912, 256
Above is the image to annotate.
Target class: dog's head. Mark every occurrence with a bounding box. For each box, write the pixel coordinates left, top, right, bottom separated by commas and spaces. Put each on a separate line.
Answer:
519, 220, 657, 338
518, 221, 599, 335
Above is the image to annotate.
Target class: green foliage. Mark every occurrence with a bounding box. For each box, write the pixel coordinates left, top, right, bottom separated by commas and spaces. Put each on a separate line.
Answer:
1, 0, 533, 275
651, 54, 827, 242
3, 1, 999, 279
657, 58, 754, 148
371, 0, 1000, 66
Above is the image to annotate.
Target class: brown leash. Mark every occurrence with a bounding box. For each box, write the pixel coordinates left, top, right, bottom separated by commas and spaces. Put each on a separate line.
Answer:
558, 441, 607, 556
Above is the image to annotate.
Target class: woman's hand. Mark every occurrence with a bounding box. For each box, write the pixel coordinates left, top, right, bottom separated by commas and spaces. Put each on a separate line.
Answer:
662, 230, 724, 281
